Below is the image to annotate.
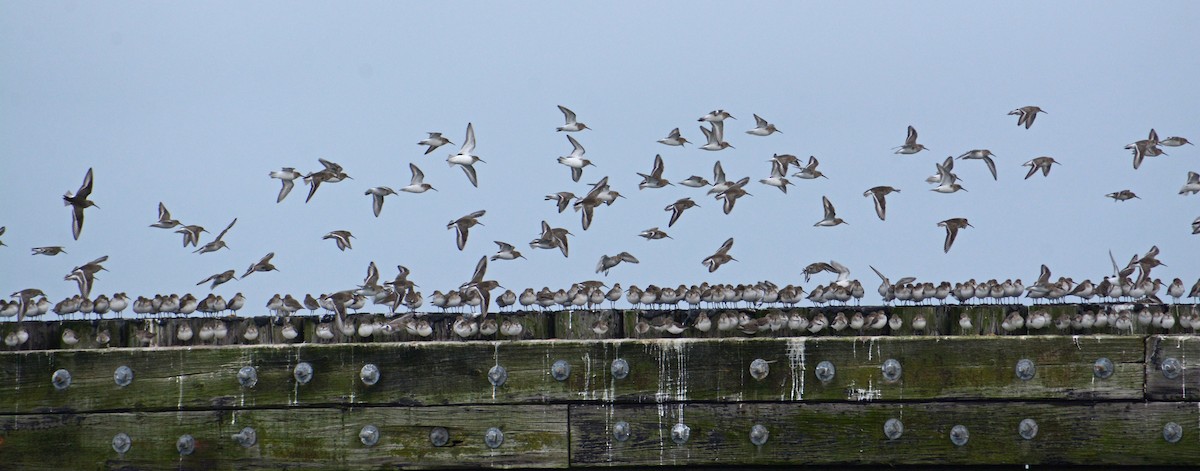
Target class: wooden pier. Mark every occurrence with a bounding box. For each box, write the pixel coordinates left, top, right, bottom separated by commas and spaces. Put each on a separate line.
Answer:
2, 304, 1199, 468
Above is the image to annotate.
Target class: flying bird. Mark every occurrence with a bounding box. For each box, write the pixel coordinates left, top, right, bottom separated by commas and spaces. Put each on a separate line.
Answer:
1105, 190, 1140, 202
698, 110, 735, 122
448, 210, 486, 251
194, 218, 237, 254
638, 227, 671, 241
791, 155, 827, 180
323, 230, 355, 251
418, 132, 453, 155
814, 196, 847, 227
447, 123, 484, 187
529, 220, 571, 257
303, 158, 352, 203
893, 126, 927, 154
197, 270, 237, 290
863, 186, 899, 221
637, 154, 672, 190
957, 149, 998, 180
699, 121, 733, 151
175, 224, 207, 248
1160, 136, 1193, 147
556, 105, 590, 132
557, 135, 595, 182
596, 252, 639, 276
1126, 129, 1166, 170
545, 191, 575, 213
490, 241, 525, 261
269, 167, 302, 203
1008, 106, 1046, 129
665, 198, 700, 227
63, 167, 97, 240
1023, 157, 1060, 179
760, 160, 793, 193
364, 186, 397, 217
150, 202, 181, 229
938, 218, 973, 253
401, 163, 436, 193
1180, 171, 1200, 195
242, 252, 278, 279
930, 161, 967, 194
701, 237, 736, 273
31, 246, 67, 256
745, 114, 780, 136
657, 127, 690, 146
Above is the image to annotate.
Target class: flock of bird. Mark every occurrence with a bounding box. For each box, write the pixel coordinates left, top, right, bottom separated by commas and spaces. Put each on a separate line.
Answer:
3, 104, 1199, 340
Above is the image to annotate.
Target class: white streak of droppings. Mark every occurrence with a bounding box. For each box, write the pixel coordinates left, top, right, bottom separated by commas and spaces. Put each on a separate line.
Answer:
579, 350, 592, 399
492, 342, 501, 400
1071, 335, 1083, 350
785, 338, 807, 401
847, 379, 882, 401
646, 338, 690, 465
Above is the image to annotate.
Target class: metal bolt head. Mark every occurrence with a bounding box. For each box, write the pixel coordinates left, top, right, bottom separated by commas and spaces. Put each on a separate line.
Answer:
484, 427, 504, 449
1015, 358, 1036, 381
488, 365, 508, 387
1019, 419, 1038, 440
815, 360, 836, 383
430, 427, 449, 447
114, 365, 134, 388
612, 421, 631, 442
1161, 357, 1183, 380
360, 364, 380, 386
1093, 357, 1114, 379
232, 427, 257, 447
176, 434, 195, 455
881, 359, 902, 382
359, 425, 380, 447
884, 418, 904, 440
671, 423, 690, 444
749, 358, 770, 380
610, 358, 629, 380
949, 425, 969, 446
551, 359, 571, 381
111, 432, 132, 454
293, 362, 314, 385
51, 369, 72, 390
237, 366, 258, 388
1164, 422, 1183, 443
749, 424, 769, 446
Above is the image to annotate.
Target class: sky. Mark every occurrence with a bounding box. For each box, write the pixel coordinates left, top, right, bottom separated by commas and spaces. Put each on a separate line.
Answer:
2, 1, 1198, 313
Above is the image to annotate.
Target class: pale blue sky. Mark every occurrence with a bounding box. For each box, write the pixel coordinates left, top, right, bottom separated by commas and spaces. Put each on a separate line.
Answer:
2, 1, 1197, 308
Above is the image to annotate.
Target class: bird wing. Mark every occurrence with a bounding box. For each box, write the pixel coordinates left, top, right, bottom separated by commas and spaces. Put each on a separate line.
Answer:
905, 126, 918, 146
716, 237, 735, 255
277, 179, 294, 203
558, 105, 577, 124
157, 202, 171, 221
652, 154, 665, 178
455, 224, 469, 251
410, 163, 425, 185
753, 113, 767, 128
982, 156, 997, 180
460, 122, 476, 154
943, 224, 958, 253
471, 256, 487, 284
77, 168, 95, 199
699, 124, 715, 145
870, 190, 887, 220
713, 160, 726, 183
215, 218, 237, 241
566, 134, 586, 158
618, 252, 640, 263
372, 193, 385, 217
460, 164, 479, 188
72, 205, 85, 240
822, 196, 836, 218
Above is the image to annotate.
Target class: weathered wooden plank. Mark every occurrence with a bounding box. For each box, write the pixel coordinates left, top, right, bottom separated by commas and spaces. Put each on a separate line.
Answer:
0, 405, 568, 470
1146, 335, 1200, 400
0, 336, 1144, 413
569, 402, 1200, 466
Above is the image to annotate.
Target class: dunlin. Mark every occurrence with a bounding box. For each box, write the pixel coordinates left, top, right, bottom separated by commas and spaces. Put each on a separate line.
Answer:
745, 114, 780, 136
863, 186, 899, 221
678, 175, 710, 188
665, 197, 699, 227
1106, 190, 1139, 202
1022, 156, 1060, 179
1126, 129, 1166, 170
657, 127, 690, 146
150, 202, 181, 229
194, 218, 237, 254
529, 220, 571, 257
557, 135, 595, 182
323, 230, 355, 251
1160, 136, 1193, 147
957, 149, 998, 180
545, 191, 575, 213
791, 155, 827, 180
937, 218, 973, 253
716, 177, 751, 214
401, 163, 436, 193
418, 132, 453, 155
637, 154, 672, 189
1008, 106, 1045, 129
596, 252, 639, 276
490, 241, 526, 261
31, 246, 67, 256
930, 162, 966, 193
701, 237, 736, 273
63, 167, 97, 240
1179, 171, 1200, 195
448, 210, 485, 251
447, 123, 484, 187
175, 224, 207, 248
638, 227, 671, 241
699, 121, 733, 151
814, 196, 847, 227
699, 110, 735, 122
893, 126, 928, 154
759, 160, 792, 193
572, 176, 610, 230
269, 168, 302, 203
242, 252, 278, 278
556, 105, 590, 132
64, 255, 106, 299
197, 269, 237, 290
364, 186, 397, 217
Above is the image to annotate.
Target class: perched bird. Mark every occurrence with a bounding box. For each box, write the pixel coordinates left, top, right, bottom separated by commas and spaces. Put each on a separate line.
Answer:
638, 227, 672, 241
701, 237, 736, 273
557, 135, 595, 182
447, 122, 484, 187
665, 198, 700, 227
814, 196, 847, 227
791, 155, 827, 180
759, 160, 792, 193
893, 126, 927, 154
401, 163, 436, 193
417, 132, 453, 155
1105, 190, 1140, 202
242, 252, 278, 278
197, 270, 237, 290
938, 218, 973, 253
323, 230, 355, 251
699, 121, 733, 151
544, 191, 575, 213
194, 218, 237, 254
268, 167, 302, 203
637, 154, 672, 190
596, 252, 639, 276
556, 105, 590, 132
1179, 171, 1200, 195
657, 127, 690, 146
175, 224, 207, 248
745, 114, 780, 136
364, 186, 397, 217
1008, 106, 1045, 129
490, 241, 525, 261
863, 186, 899, 221
63, 167, 97, 240
150, 202, 181, 229
31, 246, 67, 256
957, 149, 998, 180
1023, 157, 1060, 179
448, 210, 486, 251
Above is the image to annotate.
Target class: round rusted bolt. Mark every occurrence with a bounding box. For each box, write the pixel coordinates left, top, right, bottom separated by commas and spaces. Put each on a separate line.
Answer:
114, 365, 134, 387
1164, 422, 1183, 443
237, 366, 258, 388
1093, 357, 1114, 379
749, 358, 770, 380
233, 427, 257, 447
884, 418, 904, 440
488, 365, 508, 387
613, 421, 631, 442
293, 362, 313, 385
1161, 357, 1183, 380
551, 359, 571, 381
430, 427, 449, 447
881, 359, 902, 382
611, 358, 629, 380
671, 423, 690, 444
1015, 359, 1036, 381
749, 424, 769, 446
360, 364, 380, 386
949, 425, 969, 446
176, 434, 195, 455
359, 425, 379, 447
51, 369, 71, 390
815, 361, 836, 383
111, 432, 131, 454
485, 427, 504, 449
1017, 418, 1038, 440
